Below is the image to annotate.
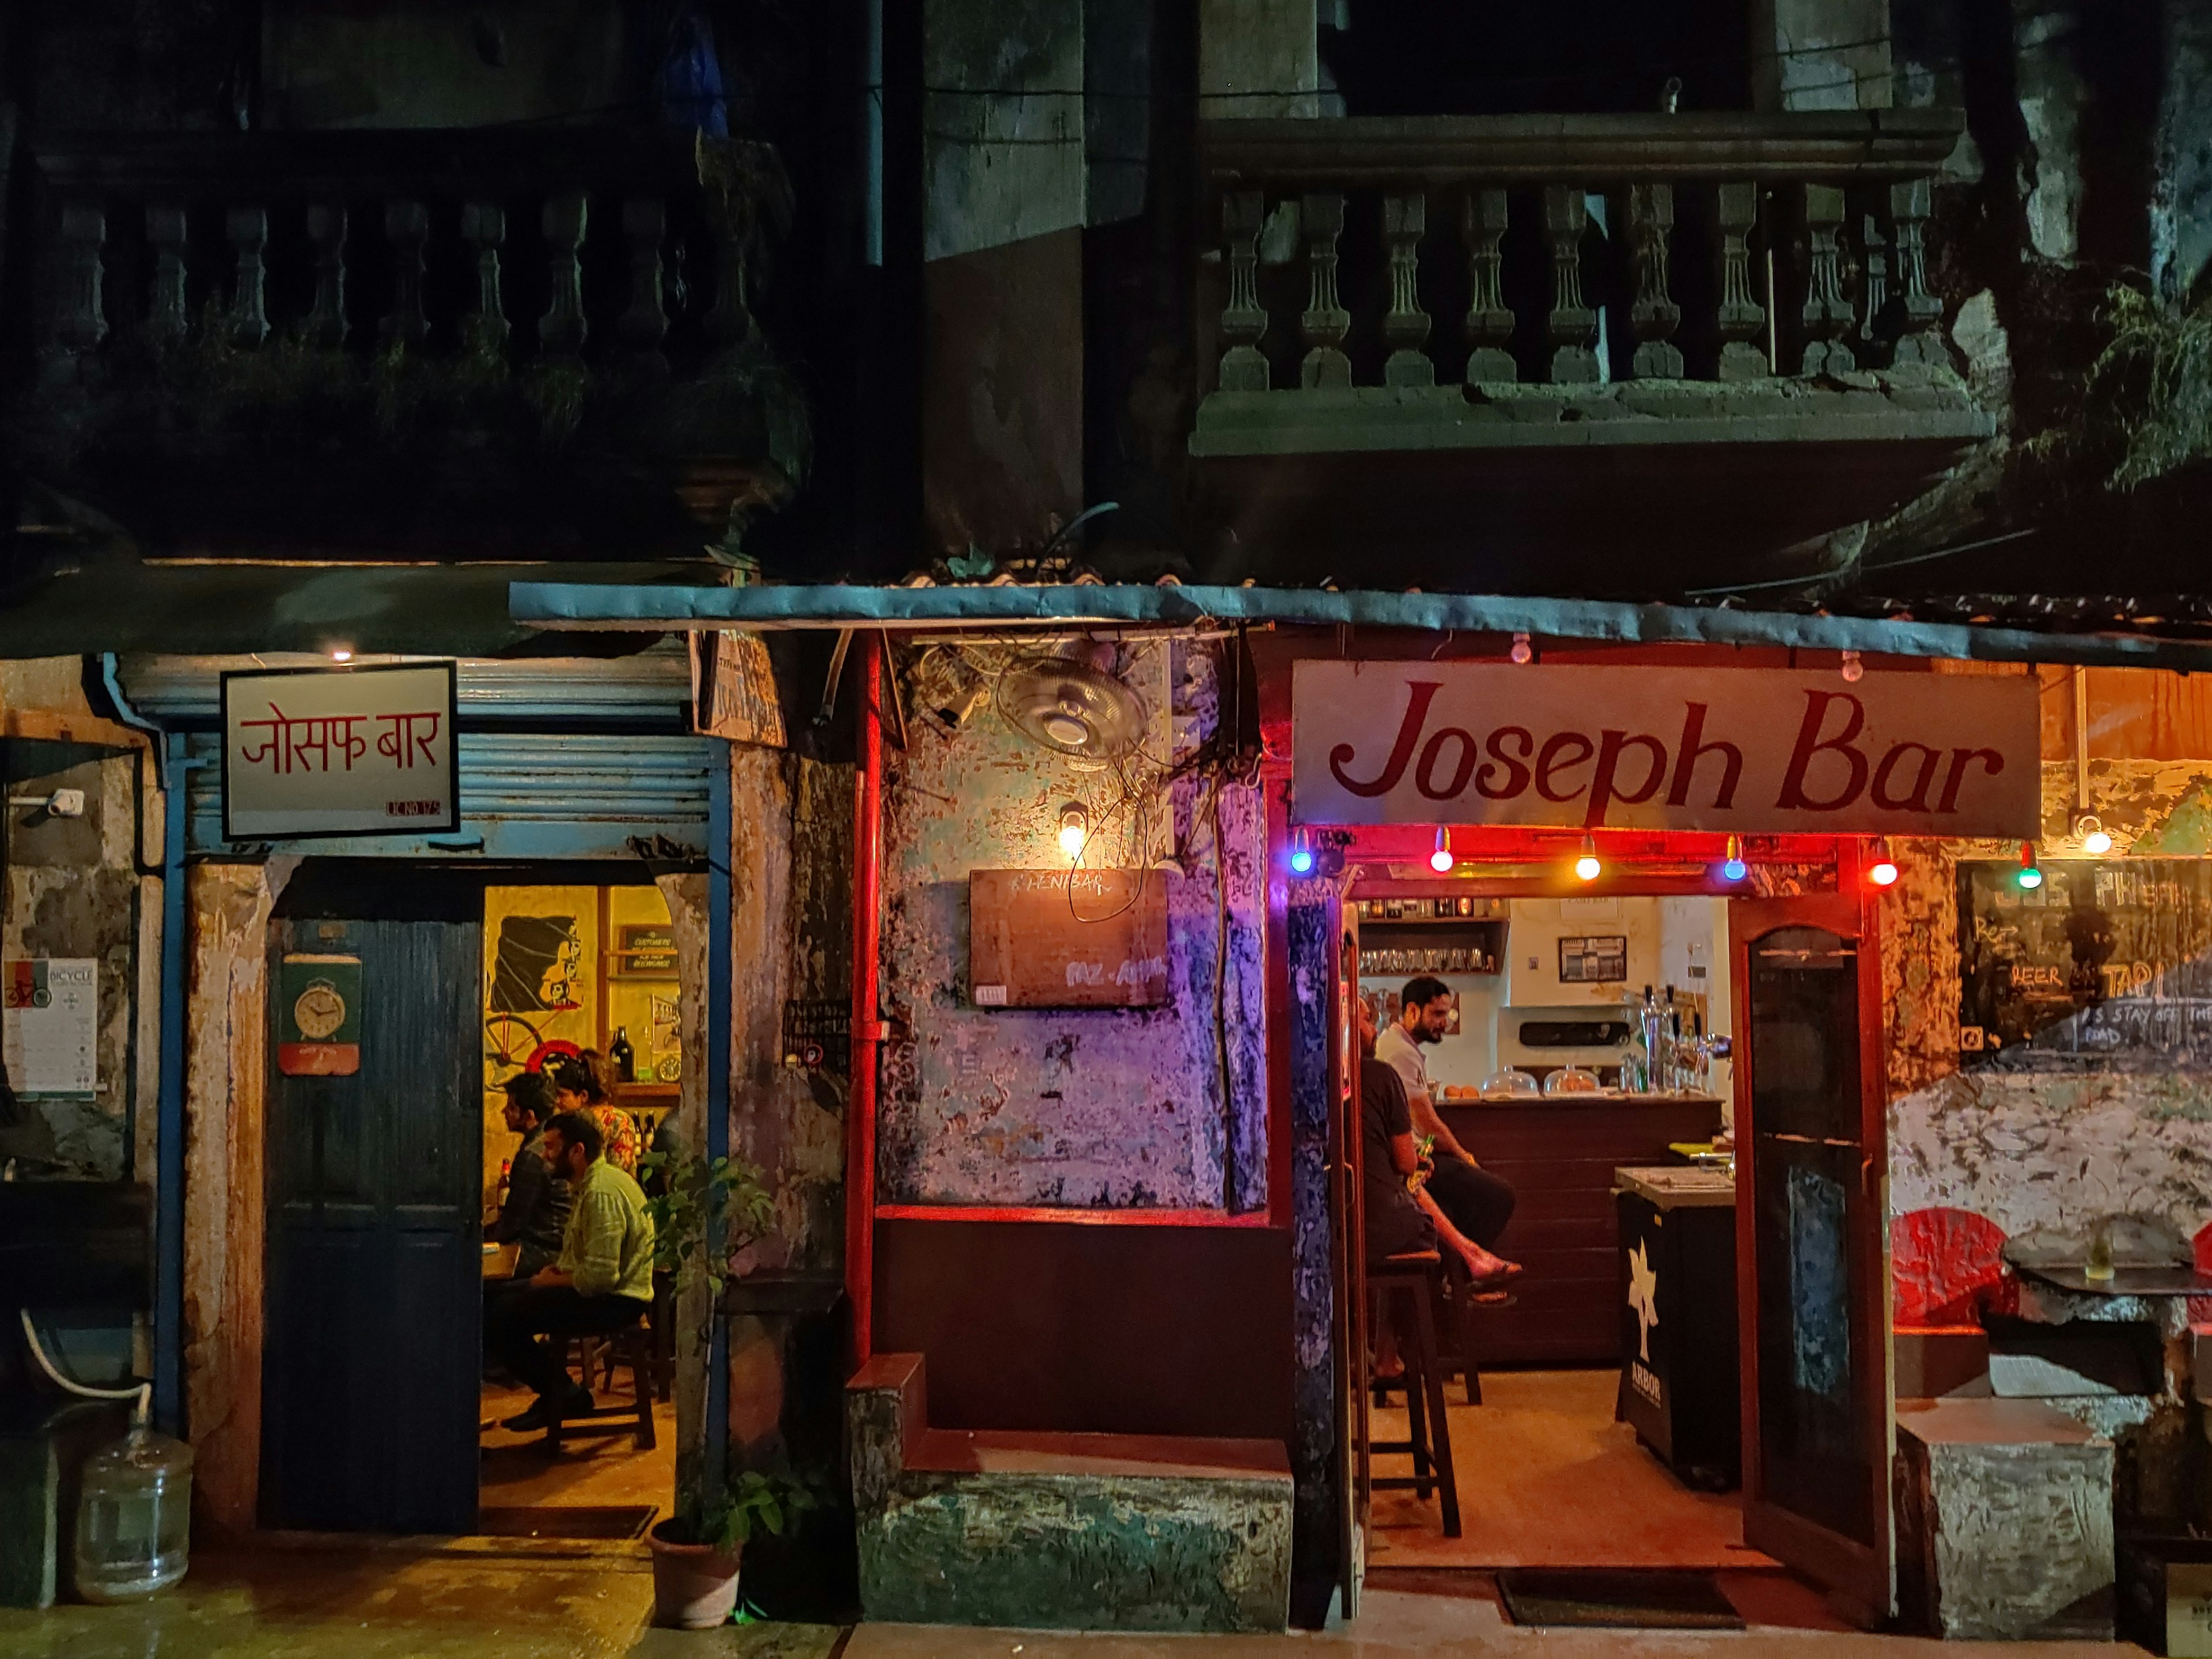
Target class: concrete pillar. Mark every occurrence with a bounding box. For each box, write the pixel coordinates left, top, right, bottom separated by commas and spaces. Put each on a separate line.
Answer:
1200, 0, 1321, 119
1753, 0, 1894, 111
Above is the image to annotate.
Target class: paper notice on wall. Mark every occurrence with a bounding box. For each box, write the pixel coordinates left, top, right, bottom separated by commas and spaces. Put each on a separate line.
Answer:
3, 959, 97, 1098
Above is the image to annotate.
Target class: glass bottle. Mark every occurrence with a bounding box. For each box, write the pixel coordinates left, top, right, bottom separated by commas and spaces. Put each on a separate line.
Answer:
610, 1026, 636, 1083
75, 1402, 193, 1602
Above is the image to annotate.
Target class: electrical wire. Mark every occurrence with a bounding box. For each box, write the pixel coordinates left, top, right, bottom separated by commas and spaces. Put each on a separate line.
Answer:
20, 1310, 150, 1426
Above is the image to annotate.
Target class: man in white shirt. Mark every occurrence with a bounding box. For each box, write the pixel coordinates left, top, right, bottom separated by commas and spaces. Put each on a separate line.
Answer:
1377, 976, 1520, 1283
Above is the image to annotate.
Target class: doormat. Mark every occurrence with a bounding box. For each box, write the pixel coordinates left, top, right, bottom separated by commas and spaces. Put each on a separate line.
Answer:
477, 1505, 658, 1541
1498, 1569, 1744, 1630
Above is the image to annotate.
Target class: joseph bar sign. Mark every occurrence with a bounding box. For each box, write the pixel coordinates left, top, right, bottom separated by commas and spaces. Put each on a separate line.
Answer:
222, 662, 460, 840
1293, 662, 2040, 838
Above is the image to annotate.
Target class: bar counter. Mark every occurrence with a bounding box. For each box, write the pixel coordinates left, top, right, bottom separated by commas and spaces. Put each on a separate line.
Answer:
1437, 1094, 1728, 1366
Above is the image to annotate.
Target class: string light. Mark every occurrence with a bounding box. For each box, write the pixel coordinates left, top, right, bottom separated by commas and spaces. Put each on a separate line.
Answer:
1430, 826, 1455, 874
1868, 838, 1899, 888
1721, 834, 1748, 883
2076, 814, 2112, 855
1510, 632, 1534, 665
1574, 834, 1602, 882
1289, 828, 1315, 877
2017, 840, 2043, 890
1840, 649, 1863, 683
329, 646, 353, 663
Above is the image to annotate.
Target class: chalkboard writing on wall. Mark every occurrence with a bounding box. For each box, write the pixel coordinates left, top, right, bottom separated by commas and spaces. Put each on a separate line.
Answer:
1957, 859, 2212, 1072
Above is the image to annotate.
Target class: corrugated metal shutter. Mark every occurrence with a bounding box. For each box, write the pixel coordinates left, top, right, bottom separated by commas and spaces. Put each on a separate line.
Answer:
184, 732, 716, 861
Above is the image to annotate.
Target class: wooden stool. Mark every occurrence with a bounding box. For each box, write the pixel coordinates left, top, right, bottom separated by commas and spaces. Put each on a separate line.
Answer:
548, 1321, 657, 1453
1435, 1252, 1488, 1407
1366, 1251, 1461, 1538
581, 1281, 675, 1405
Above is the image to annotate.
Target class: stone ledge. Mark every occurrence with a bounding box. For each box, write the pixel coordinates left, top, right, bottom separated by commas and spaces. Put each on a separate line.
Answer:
1188, 376, 1994, 458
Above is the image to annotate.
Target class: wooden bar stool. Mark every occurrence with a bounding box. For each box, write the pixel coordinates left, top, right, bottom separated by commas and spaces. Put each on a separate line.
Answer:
547, 1321, 657, 1453
1366, 1251, 1461, 1538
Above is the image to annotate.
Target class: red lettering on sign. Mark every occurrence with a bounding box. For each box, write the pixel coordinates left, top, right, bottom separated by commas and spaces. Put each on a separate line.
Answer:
1329, 680, 1440, 798
1666, 703, 1743, 809
1415, 728, 1479, 799
1872, 741, 1942, 812
1536, 732, 1594, 802
1585, 729, 1669, 828
1937, 747, 2003, 813
1777, 690, 1868, 812
1476, 727, 1533, 799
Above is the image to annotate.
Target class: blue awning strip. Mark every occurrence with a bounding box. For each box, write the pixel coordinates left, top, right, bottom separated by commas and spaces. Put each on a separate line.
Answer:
507, 581, 2212, 672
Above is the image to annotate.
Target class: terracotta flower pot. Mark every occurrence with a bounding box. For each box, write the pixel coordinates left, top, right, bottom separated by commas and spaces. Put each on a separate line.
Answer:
647, 1519, 743, 1629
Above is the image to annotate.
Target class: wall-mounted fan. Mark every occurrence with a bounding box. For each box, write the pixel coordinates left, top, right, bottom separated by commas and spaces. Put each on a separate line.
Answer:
998, 646, 1148, 763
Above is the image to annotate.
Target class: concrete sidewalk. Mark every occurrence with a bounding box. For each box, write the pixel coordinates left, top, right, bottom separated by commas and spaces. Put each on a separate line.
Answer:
0, 1547, 2143, 1658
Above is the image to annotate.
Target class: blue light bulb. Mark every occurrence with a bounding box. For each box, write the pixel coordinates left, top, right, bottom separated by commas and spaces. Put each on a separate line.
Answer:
1289, 846, 1315, 876
1722, 857, 1748, 882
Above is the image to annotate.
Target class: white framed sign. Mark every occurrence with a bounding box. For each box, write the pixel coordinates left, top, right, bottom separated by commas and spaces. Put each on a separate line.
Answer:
3, 959, 97, 1098
1293, 662, 2040, 838
221, 663, 460, 840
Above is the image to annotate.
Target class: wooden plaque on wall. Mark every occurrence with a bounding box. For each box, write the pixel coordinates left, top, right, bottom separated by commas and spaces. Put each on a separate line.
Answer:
968, 869, 1170, 1009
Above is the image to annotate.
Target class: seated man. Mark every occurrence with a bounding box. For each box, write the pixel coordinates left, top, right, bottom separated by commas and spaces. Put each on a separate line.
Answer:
486, 1072, 571, 1283
484, 1109, 657, 1431
1358, 996, 1509, 1377
1375, 976, 1519, 1283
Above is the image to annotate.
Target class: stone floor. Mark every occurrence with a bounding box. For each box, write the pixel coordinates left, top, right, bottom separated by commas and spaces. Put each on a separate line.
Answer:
0, 1550, 2144, 1659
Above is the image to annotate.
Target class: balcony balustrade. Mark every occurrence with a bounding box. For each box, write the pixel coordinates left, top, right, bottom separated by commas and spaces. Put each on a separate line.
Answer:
1191, 110, 1991, 457
22, 127, 800, 559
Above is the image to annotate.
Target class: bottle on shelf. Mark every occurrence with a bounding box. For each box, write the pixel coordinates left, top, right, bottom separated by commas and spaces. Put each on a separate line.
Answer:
610, 1027, 636, 1083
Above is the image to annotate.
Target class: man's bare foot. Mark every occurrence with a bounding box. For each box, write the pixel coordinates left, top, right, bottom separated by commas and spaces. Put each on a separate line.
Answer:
1456, 1245, 1522, 1283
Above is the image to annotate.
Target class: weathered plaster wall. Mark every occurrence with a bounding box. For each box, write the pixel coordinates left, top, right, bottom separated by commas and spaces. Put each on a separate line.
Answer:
1754, 0, 1895, 111
0, 752, 145, 1180
180, 861, 284, 1539
1886, 750, 2212, 1324
877, 640, 1267, 1211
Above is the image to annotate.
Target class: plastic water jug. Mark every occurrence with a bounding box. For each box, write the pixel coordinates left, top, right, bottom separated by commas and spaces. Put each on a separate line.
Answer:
74, 1420, 193, 1601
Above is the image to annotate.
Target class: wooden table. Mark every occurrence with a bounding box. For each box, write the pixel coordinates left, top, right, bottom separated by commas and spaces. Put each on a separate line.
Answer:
1438, 1094, 1728, 1366
481, 1242, 519, 1282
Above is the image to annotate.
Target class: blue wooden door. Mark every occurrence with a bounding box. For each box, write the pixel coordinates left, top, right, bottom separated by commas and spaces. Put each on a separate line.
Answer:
261, 870, 482, 1534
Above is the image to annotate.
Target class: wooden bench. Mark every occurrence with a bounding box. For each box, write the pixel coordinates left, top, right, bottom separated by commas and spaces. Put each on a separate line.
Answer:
847, 1352, 1293, 1634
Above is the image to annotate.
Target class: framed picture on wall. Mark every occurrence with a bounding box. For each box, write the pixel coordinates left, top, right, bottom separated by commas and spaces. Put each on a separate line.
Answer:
611, 923, 679, 980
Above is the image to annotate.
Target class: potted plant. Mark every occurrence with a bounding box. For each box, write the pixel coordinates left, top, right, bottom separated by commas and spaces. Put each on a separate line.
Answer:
647, 1470, 810, 1628
638, 1147, 789, 1627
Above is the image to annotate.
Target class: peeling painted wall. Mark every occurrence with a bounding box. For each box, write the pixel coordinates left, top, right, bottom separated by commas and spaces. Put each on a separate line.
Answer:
878, 638, 1267, 1212
1886, 756, 2212, 1321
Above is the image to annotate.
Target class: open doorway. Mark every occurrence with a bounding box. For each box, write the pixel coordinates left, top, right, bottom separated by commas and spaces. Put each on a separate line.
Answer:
259, 864, 688, 1543
1356, 885, 1745, 1572
476, 882, 681, 1541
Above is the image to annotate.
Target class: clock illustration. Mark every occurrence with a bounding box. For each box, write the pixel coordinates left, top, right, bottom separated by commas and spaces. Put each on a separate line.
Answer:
294, 980, 348, 1040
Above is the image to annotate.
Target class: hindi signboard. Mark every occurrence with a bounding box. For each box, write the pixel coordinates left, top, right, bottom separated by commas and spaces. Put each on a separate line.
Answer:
222, 663, 459, 840
1293, 662, 2040, 838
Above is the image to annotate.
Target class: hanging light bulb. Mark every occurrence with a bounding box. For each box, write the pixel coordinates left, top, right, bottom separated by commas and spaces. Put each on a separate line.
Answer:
1288, 828, 1315, 877
1057, 802, 1090, 861
1721, 834, 1748, 883
1868, 837, 1900, 888
2076, 813, 2112, 855
1430, 825, 1455, 874
1574, 834, 1603, 882
1510, 632, 1534, 665
1840, 649, 1864, 683
2017, 839, 2044, 889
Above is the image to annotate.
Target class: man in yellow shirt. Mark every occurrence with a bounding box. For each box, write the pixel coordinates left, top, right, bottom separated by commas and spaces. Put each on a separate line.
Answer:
486, 1109, 657, 1431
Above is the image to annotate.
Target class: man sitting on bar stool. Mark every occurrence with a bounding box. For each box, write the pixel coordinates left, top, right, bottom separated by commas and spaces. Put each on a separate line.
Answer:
1359, 997, 1513, 1377
486, 1109, 657, 1433
1376, 977, 1520, 1285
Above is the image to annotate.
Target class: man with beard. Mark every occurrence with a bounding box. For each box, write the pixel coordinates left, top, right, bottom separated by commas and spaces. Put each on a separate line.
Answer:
1375, 976, 1520, 1284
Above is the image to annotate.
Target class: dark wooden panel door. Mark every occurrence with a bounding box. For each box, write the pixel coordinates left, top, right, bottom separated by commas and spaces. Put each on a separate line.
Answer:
1729, 888, 1891, 1623
262, 887, 482, 1535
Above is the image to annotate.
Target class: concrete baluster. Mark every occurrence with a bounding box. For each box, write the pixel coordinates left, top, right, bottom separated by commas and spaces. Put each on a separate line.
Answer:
147, 206, 190, 343
541, 194, 590, 355
226, 206, 269, 348
1382, 193, 1433, 387
1543, 185, 1599, 384
54, 203, 108, 352
620, 198, 668, 355
1797, 184, 1855, 376
1462, 188, 1517, 384
304, 204, 349, 349
1889, 178, 1945, 367
1627, 183, 1683, 380
460, 202, 508, 354
1298, 191, 1350, 389
1218, 191, 1270, 392
1715, 181, 1769, 381
382, 200, 430, 349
